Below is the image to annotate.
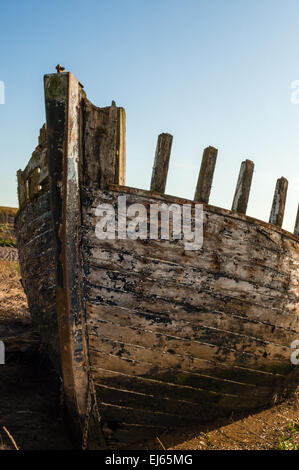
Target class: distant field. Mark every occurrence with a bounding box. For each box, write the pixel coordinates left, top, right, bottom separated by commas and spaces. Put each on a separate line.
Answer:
0, 206, 17, 248
0, 207, 18, 218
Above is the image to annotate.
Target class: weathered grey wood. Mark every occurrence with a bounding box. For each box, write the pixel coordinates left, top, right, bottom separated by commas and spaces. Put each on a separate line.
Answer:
81, 100, 126, 190
14, 192, 58, 366
150, 133, 173, 193
17, 170, 27, 208
294, 204, 299, 237
44, 71, 105, 449
16, 145, 48, 208
16, 70, 299, 450
38, 123, 47, 146
269, 177, 288, 227
116, 107, 126, 186
81, 185, 298, 442
231, 159, 254, 214
194, 146, 218, 203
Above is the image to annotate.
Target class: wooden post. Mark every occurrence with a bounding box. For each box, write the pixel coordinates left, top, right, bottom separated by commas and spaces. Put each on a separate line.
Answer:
81, 99, 126, 190
269, 177, 288, 227
194, 146, 218, 203
116, 107, 126, 186
17, 170, 27, 208
294, 204, 299, 237
231, 159, 254, 214
150, 133, 173, 193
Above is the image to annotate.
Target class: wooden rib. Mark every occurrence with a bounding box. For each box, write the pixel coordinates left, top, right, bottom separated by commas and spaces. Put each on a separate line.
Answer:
269, 177, 288, 227
150, 133, 173, 194
231, 160, 254, 214
194, 146, 218, 203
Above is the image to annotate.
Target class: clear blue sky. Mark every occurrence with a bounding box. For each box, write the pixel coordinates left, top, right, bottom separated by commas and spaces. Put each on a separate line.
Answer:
0, 0, 299, 232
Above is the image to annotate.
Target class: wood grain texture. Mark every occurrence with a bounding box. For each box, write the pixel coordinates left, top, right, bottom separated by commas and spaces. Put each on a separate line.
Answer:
15, 70, 299, 450
15, 192, 59, 368
269, 177, 288, 228
150, 133, 173, 194
194, 146, 218, 203
81, 186, 299, 447
231, 160, 254, 214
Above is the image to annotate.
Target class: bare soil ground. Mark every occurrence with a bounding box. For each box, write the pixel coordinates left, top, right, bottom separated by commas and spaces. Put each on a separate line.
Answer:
0, 252, 298, 451
0, 257, 73, 450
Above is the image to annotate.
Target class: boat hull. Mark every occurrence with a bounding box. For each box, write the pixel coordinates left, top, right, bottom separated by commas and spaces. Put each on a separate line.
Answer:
16, 183, 299, 448
15, 71, 299, 449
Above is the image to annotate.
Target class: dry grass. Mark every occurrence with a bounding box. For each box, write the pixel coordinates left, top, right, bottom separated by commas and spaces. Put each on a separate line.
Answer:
0, 254, 72, 450
0, 207, 18, 218
0, 260, 28, 320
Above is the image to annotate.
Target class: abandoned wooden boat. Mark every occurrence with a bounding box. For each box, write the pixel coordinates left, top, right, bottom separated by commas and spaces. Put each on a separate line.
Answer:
15, 70, 299, 449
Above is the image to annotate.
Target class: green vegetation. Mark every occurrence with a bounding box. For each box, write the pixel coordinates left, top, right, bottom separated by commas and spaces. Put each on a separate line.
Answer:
277, 424, 299, 450
201, 432, 214, 448
0, 239, 16, 248
0, 213, 17, 248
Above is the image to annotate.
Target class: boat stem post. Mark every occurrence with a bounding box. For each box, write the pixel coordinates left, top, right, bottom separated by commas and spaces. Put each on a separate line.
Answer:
294, 204, 299, 237
231, 159, 254, 214
269, 177, 288, 227
150, 133, 173, 193
44, 71, 106, 449
194, 146, 218, 203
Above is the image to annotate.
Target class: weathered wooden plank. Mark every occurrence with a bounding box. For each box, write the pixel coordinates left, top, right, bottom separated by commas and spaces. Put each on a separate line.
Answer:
86, 265, 297, 321
85, 246, 295, 303
83, 183, 299, 242
90, 335, 282, 399
89, 334, 288, 388
83, 230, 299, 290
16, 143, 48, 209
16, 191, 51, 218
16, 212, 52, 246
86, 298, 296, 348
86, 279, 299, 334
116, 107, 126, 186
81, 100, 126, 190
231, 160, 254, 214
95, 383, 232, 418
92, 365, 270, 410
89, 341, 274, 398
98, 402, 202, 428
87, 313, 292, 370
82, 188, 295, 266
269, 177, 288, 227
194, 146, 218, 203
87, 317, 293, 376
150, 133, 173, 194
17, 170, 28, 208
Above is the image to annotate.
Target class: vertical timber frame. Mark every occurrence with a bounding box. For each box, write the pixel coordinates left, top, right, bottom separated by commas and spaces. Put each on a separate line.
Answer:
150, 133, 173, 193
116, 107, 126, 186
231, 159, 254, 214
194, 146, 218, 203
44, 72, 105, 448
269, 177, 288, 228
